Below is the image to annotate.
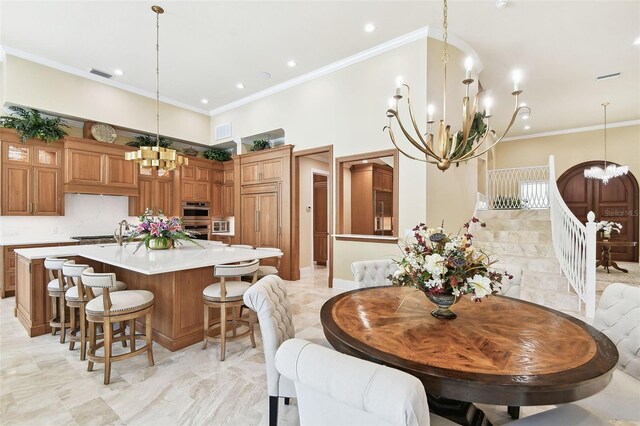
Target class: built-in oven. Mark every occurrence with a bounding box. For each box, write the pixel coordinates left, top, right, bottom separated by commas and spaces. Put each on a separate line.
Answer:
182, 219, 210, 241
182, 202, 210, 220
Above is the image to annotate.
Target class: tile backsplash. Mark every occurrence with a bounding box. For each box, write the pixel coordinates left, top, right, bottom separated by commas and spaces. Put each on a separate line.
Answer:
0, 194, 138, 237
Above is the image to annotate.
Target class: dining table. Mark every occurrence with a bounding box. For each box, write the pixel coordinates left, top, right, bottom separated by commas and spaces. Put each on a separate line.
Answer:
321, 286, 619, 426
596, 240, 638, 273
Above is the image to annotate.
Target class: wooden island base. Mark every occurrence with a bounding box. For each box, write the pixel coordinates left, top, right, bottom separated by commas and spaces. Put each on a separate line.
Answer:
16, 255, 221, 351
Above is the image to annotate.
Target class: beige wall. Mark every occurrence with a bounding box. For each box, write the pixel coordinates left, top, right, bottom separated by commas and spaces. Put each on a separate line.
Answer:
213, 40, 432, 280
298, 156, 330, 269
3, 55, 211, 144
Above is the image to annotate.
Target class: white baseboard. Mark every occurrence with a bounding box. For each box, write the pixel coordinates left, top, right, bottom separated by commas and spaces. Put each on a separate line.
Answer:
333, 278, 358, 291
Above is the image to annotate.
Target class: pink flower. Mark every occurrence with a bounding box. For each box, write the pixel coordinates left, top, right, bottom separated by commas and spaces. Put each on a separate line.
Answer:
149, 222, 162, 237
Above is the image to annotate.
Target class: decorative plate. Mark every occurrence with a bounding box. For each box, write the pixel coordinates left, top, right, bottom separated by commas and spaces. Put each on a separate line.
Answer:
91, 122, 117, 143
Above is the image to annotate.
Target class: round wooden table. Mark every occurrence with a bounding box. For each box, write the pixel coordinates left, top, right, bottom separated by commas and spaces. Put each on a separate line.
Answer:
321, 287, 618, 424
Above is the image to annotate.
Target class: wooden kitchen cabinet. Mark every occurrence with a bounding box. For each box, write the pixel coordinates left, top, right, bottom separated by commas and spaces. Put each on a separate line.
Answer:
211, 184, 223, 217
241, 191, 280, 248
1, 131, 64, 216
350, 163, 394, 235
222, 184, 234, 216
180, 159, 213, 202
64, 137, 138, 196
240, 154, 283, 185
129, 169, 174, 216
1, 242, 68, 298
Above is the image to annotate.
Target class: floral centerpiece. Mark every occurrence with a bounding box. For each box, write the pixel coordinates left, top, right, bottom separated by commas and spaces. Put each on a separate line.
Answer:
129, 210, 202, 252
391, 218, 510, 319
595, 221, 622, 239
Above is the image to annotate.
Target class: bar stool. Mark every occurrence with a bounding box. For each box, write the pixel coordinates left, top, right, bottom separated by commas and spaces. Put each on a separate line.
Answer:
82, 269, 155, 385
44, 257, 72, 343
202, 259, 259, 361
255, 247, 283, 278
63, 261, 127, 360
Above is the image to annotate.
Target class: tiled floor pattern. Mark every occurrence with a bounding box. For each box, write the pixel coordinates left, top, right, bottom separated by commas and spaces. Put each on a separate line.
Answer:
1, 265, 638, 425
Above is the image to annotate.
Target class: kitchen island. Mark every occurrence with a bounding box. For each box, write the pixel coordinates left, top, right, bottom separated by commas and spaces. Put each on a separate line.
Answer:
14, 242, 281, 351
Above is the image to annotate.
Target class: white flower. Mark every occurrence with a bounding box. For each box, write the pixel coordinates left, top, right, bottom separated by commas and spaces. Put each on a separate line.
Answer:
466, 274, 493, 300
424, 253, 447, 277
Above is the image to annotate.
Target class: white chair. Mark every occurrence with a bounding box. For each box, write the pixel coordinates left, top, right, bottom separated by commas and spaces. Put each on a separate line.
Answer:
202, 259, 259, 361
63, 261, 127, 360
274, 338, 456, 426
44, 257, 72, 343
243, 275, 311, 426
255, 247, 282, 278
574, 282, 640, 421
489, 262, 522, 298
351, 259, 398, 288
82, 269, 155, 385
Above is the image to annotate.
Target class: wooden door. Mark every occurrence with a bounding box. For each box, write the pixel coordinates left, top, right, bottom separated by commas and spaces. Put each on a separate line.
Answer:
196, 167, 211, 182
241, 162, 261, 185
241, 194, 258, 246
182, 165, 196, 180
65, 149, 103, 185
2, 142, 31, 165
33, 146, 61, 169
313, 174, 328, 265
211, 184, 223, 217
261, 158, 283, 182
33, 168, 62, 215
258, 192, 279, 247
558, 162, 638, 262
222, 184, 234, 216
182, 181, 196, 202
2, 165, 31, 215
195, 182, 211, 202
134, 178, 155, 215
105, 154, 137, 188
156, 179, 173, 215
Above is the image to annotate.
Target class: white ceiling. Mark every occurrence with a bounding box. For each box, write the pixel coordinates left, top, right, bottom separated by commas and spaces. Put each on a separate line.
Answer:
1, 1, 639, 138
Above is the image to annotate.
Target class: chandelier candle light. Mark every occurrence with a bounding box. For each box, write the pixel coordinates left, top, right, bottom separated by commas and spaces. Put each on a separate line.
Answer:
385, 0, 531, 171
583, 102, 628, 184
125, 5, 188, 173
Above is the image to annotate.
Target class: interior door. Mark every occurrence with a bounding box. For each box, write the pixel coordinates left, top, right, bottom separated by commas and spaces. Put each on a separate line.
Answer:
558, 162, 638, 262
313, 174, 328, 265
241, 194, 258, 246
258, 192, 279, 247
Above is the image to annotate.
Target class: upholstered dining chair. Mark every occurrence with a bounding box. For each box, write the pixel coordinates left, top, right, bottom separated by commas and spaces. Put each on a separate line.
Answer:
202, 259, 259, 361
82, 268, 155, 385
489, 262, 522, 298
63, 261, 127, 360
44, 257, 72, 343
274, 338, 456, 426
573, 282, 640, 421
255, 247, 282, 279
351, 259, 398, 288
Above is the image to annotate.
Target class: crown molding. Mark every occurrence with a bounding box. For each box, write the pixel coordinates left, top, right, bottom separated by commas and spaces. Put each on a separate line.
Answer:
0, 45, 210, 116
211, 26, 482, 116
501, 120, 640, 142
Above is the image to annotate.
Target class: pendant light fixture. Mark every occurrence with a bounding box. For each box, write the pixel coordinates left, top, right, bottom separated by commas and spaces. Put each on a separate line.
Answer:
385, 0, 531, 171
583, 102, 628, 184
125, 5, 188, 172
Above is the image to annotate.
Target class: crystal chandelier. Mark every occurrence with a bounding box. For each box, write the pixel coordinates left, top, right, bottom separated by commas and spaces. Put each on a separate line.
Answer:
583, 103, 628, 184
385, 0, 531, 171
125, 5, 188, 172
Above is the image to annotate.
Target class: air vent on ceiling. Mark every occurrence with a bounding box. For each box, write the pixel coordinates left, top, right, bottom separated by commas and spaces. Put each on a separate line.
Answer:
596, 72, 621, 81
215, 122, 232, 140
89, 68, 113, 79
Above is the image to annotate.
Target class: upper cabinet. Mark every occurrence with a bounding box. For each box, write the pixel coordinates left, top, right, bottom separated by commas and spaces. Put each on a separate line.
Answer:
181, 158, 213, 203
64, 138, 138, 196
240, 151, 284, 185
128, 168, 174, 216
1, 130, 64, 216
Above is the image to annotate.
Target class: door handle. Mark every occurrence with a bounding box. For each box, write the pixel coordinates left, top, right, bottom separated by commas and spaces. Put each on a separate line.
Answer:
255, 210, 258, 233
257, 210, 260, 233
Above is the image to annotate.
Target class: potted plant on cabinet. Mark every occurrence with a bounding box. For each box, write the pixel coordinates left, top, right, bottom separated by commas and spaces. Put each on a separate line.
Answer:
203, 148, 232, 162
0, 106, 69, 143
249, 139, 271, 152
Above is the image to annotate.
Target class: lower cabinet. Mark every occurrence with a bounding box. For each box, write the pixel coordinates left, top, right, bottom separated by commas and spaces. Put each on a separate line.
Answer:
1, 242, 66, 298
241, 192, 279, 247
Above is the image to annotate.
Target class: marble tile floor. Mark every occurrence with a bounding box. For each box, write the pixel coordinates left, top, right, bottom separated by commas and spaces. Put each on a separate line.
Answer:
1, 266, 638, 426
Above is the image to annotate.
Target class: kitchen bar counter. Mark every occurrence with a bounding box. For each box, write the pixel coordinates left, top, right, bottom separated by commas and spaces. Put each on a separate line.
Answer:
14, 242, 282, 350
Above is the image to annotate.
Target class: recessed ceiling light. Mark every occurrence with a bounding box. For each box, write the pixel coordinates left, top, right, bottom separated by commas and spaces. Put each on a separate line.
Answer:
634, 37, 640, 45
287, 60, 296, 67
524, 125, 531, 130
113, 69, 125, 76
236, 83, 245, 89
364, 23, 376, 33
201, 99, 209, 104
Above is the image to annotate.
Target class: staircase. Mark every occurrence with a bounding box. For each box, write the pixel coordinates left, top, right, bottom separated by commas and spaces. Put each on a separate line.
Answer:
472, 209, 582, 313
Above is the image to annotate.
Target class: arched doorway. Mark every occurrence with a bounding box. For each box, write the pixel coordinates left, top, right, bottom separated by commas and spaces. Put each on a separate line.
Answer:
557, 161, 639, 262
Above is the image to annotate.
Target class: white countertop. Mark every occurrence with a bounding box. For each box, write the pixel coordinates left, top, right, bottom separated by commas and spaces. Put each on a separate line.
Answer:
0, 235, 77, 246
14, 242, 282, 276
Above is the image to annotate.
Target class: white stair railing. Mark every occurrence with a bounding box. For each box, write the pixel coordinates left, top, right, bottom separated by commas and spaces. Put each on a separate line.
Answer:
548, 155, 597, 317
487, 166, 549, 209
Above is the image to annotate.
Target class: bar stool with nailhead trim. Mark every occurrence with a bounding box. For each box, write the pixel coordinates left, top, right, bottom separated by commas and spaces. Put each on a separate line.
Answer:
44, 257, 72, 343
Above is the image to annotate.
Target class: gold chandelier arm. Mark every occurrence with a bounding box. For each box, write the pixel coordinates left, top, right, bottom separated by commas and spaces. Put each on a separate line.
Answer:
387, 109, 431, 155
455, 114, 493, 161
403, 85, 428, 146
385, 126, 430, 163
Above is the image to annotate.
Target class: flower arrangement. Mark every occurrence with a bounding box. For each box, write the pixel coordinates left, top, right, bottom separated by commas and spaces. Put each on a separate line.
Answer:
129, 210, 202, 252
391, 218, 509, 301
595, 221, 622, 237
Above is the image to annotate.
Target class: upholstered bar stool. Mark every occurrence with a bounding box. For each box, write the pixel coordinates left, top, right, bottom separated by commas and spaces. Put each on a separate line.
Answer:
202, 259, 259, 361
44, 257, 72, 343
82, 269, 155, 385
255, 247, 282, 279
63, 261, 127, 360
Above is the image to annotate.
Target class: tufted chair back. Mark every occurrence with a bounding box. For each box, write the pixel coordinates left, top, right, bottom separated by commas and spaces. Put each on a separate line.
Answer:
489, 262, 522, 298
593, 283, 640, 380
243, 275, 296, 397
275, 338, 433, 426
351, 259, 398, 288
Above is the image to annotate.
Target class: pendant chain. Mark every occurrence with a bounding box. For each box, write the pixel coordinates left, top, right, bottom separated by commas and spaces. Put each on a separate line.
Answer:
442, 0, 449, 64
